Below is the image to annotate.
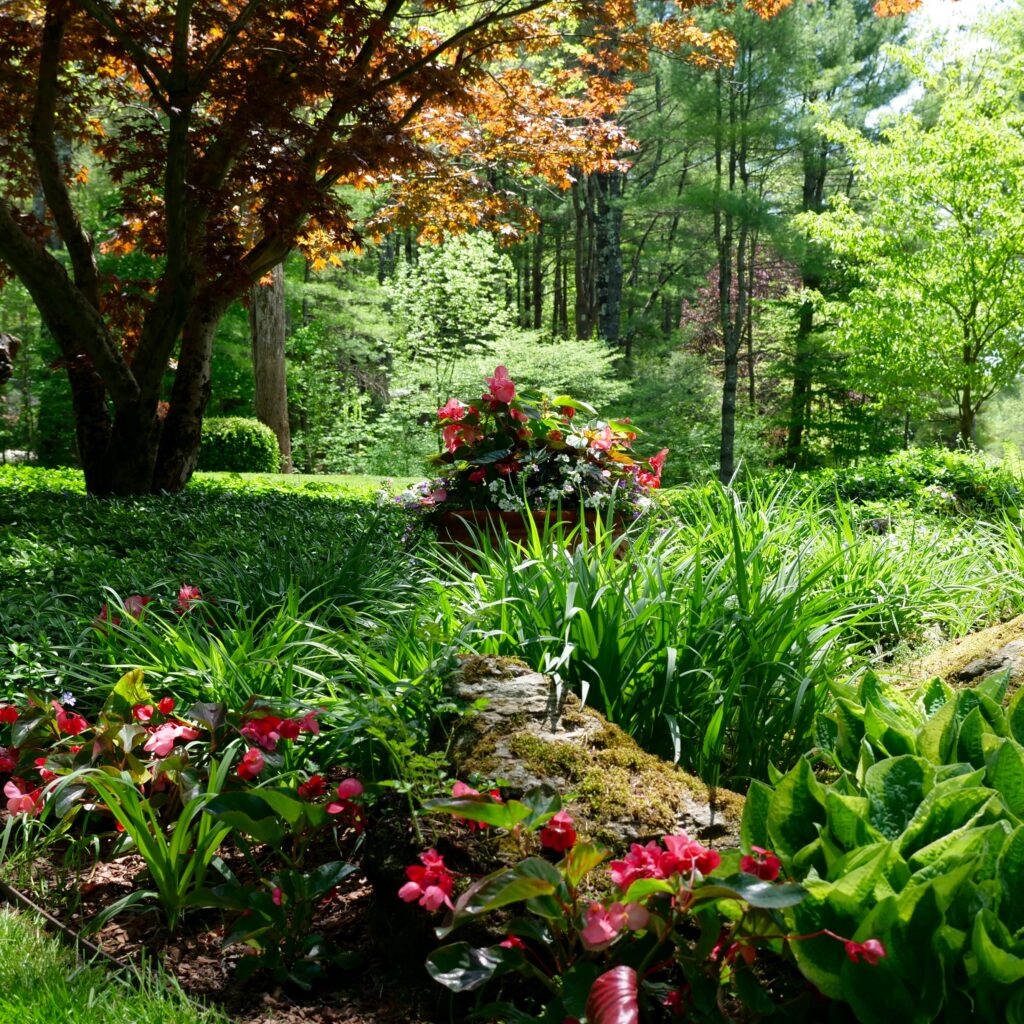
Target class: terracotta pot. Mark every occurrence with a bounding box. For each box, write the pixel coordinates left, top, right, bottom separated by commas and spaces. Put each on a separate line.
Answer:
432, 507, 620, 553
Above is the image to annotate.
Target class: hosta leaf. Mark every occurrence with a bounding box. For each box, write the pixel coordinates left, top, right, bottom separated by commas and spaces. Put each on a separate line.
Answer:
426, 943, 524, 992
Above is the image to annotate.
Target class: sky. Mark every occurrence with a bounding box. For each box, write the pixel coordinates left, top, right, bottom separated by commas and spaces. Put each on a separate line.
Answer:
911, 0, 1006, 33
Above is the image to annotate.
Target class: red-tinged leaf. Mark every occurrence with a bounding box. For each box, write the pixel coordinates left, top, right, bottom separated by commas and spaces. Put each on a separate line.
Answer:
585, 965, 639, 1024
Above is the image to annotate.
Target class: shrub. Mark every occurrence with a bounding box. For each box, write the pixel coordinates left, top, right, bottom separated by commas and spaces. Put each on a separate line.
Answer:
810, 447, 1020, 516
197, 417, 279, 473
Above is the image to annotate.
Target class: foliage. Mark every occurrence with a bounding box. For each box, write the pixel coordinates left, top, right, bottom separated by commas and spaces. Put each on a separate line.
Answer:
414, 785, 888, 1023
744, 668, 1024, 1023
798, 54, 1024, 442
402, 364, 668, 514
809, 447, 1021, 516
197, 417, 280, 473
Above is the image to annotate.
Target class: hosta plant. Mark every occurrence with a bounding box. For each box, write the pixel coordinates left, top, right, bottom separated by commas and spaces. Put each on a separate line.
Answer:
744, 668, 1024, 1023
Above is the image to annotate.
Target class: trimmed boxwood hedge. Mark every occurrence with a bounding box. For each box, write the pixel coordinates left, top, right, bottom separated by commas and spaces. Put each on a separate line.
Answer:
197, 417, 280, 473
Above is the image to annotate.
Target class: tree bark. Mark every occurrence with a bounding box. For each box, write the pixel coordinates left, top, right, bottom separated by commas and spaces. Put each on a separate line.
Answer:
249, 263, 292, 472
595, 169, 624, 346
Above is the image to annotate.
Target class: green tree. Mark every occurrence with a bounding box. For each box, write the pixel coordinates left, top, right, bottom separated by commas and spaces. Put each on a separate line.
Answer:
800, 59, 1024, 445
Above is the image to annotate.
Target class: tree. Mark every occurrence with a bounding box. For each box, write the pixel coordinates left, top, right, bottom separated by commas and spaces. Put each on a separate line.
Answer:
0, 0, 663, 495
800, 60, 1024, 445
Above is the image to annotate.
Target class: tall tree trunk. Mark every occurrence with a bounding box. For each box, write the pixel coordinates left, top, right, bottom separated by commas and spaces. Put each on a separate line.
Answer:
572, 177, 597, 339
249, 263, 292, 472
595, 169, 624, 346
785, 292, 816, 467
532, 221, 544, 331
152, 299, 228, 492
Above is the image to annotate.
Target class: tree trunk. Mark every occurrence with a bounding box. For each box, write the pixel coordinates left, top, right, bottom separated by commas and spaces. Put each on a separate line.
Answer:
152, 299, 227, 493
595, 169, 624, 346
572, 177, 597, 339
249, 263, 292, 473
785, 292, 816, 467
531, 222, 544, 331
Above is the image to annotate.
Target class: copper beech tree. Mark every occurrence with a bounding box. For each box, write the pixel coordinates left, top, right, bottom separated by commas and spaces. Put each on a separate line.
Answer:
0, 0, 923, 494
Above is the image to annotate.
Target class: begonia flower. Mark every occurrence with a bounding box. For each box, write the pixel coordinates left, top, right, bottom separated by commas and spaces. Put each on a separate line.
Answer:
0, 706, 18, 725
327, 777, 365, 831
499, 934, 526, 950
176, 585, 202, 615
298, 774, 326, 800
662, 833, 720, 876
485, 365, 516, 404
52, 701, 88, 736
740, 846, 781, 882
845, 938, 886, 965
236, 747, 265, 781
4, 777, 43, 816
277, 719, 301, 741
438, 398, 467, 422
0, 747, 16, 774
34, 757, 57, 783
143, 722, 201, 757
297, 710, 321, 734
132, 704, 154, 723
610, 841, 669, 890
398, 849, 455, 911
539, 810, 576, 852
157, 697, 176, 716
123, 595, 151, 620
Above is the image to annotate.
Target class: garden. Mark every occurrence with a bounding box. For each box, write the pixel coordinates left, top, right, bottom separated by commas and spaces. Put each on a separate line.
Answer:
5, 0, 1024, 1021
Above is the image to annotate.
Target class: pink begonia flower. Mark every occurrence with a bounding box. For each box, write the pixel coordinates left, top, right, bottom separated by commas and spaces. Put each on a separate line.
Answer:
123, 595, 151, 620
95, 602, 121, 633
4, 777, 43, 816
539, 810, 576, 852
740, 846, 781, 882
845, 939, 886, 965
0, 747, 16, 774
297, 710, 321, 734
398, 848, 455, 912
175, 584, 202, 615
0, 705, 18, 725
610, 841, 670, 890
34, 757, 57, 783
133, 704, 154, 723
437, 398, 467, 422
143, 722, 201, 757
52, 701, 88, 736
327, 778, 365, 832
590, 426, 614, 452
241, 714, 283, 751
442, 423, 463, 453
485, 365, 516, 404
509, 407, 529, 423
499, 934, 526, 950
580, 901, 649, 950
450, 780, 503, 832
662, 833, 721, 876
419, 487, 448, 507
157, 697, 176, 716
271, 887, 283, 906
237, 747, 265, 781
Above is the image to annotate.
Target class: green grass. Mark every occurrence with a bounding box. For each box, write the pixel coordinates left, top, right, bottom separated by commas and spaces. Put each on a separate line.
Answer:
194, 470, 419, 490
0, 910, 226, 1024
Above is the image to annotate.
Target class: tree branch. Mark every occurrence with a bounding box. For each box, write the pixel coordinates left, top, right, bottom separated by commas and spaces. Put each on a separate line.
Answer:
30, 1, 101, 310
0, 198, 139, 408
192, 0, 265, 92
72, 0, 171, 112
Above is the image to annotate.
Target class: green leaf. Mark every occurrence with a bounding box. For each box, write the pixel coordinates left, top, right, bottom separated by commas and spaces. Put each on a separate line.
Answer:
564, 842, 608, 887
426, 943, 524, 993
977, 667, 1012, 707
916, 698, 957, 764
922, 677, 952, 717
203, 792, 287, 846
998, 827, 1024, 935
695, 874, 807, 910
103, 669, 152, 717
986, 737, 1024, 817
1008, 686, 1024, 747
621, 878, 675, 903
740, 780, 772, 851
518, 784, 562, 829
863, 756, 932, 840
766, 759, 826, 864
441, 859, 562, 936
972, 912, 1024, 985
187, 702, 226, 732
422, 795, 533, 830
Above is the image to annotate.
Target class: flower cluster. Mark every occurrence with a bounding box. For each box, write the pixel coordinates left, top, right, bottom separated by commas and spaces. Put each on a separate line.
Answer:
399, 848, 456, 911
94, 583, 205, 634
400, 366, 668, 514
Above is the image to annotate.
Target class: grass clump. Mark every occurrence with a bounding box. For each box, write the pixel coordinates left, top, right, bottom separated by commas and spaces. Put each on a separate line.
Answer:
0, 910, 226, 1024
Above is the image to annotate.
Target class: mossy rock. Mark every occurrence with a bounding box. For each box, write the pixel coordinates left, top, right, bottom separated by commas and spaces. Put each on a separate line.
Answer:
448, 655, 743, 849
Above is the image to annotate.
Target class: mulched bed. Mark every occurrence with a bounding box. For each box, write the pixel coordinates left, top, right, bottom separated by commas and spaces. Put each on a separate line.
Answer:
6, 845, 455, 1024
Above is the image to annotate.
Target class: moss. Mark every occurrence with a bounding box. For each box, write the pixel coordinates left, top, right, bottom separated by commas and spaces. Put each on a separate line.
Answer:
901, 613, 1024, 689
455, 654, 530, 686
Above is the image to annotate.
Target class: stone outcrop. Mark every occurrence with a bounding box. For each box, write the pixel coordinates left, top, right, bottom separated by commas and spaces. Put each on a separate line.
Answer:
447, 655, 743, 849
905, 613, 1024, 692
